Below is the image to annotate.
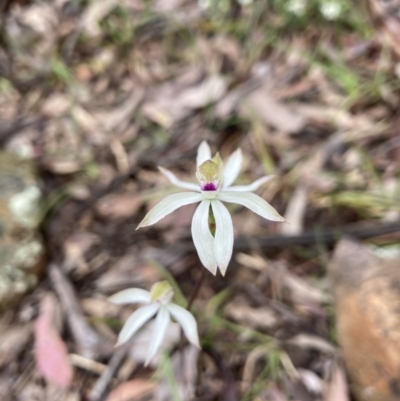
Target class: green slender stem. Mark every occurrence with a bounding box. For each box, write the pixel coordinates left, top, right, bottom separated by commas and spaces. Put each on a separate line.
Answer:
208, 206, 216, 237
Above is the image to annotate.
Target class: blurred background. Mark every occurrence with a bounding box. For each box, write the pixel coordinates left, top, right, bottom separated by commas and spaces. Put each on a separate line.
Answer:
1, 0, 400, 400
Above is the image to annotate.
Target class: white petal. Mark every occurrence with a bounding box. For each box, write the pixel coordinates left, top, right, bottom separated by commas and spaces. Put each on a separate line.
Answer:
168, 304, 200, 347
219, 191, 285, 222
159, 167, 200, 192
196, 141, 211, 167
226, 175, 274, 192
137, 192, 202, 229
108, 288, 151, 304
145, 306, 170, 366
191, 200, 217, 275
117, 303, 159, 345
223, 148, 243, 188
211, 200, 234, 276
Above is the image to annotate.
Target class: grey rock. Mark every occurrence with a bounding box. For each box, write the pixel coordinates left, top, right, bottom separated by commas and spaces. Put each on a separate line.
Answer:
0, 152, 45, 308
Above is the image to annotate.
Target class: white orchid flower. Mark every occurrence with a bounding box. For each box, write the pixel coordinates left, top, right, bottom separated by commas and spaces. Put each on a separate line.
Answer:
137, 141, 285, 276
109, 281, 199, 366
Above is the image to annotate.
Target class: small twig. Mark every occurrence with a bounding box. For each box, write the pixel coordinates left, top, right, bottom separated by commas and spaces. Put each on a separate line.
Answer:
0, 117, 46, 146
69, 354, 108, 375
48, 263, 106, 359
89, 346, 129, 401
11, 361, 36, 395
234, 220, 400, 249
187, 267, 207, 311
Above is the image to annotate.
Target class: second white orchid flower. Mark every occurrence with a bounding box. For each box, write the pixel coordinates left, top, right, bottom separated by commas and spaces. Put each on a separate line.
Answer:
137, 141, 285, 276
109, 281, 199, 366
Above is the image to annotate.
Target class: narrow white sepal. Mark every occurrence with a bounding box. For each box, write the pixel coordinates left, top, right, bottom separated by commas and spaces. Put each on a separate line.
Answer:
145, 306, 170, 366
158, 167, 200, 192
226, 175, 274, 192
108, 288, 151, 305
117, 303, 159, 345
219, 191, 285, 222
168, 303, 200, 348
223, 148, 243, 188
191, 200, 217, 275
137, 192, 202, 229
211, 200, 234, 276
196, 141, 212, 167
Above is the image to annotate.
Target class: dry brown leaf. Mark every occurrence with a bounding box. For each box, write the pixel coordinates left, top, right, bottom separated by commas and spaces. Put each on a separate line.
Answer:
329, 238, 400, 401
46, 384, 81, 401
106, 379, 155, 401
42, 156, 84, 174
48, 264, 105, 358
92, 89, 144, 132
281, 133, 344, 235
0, 323, 32, 368
82, 296, 121, 317
63, 231, 100, 271
0, 376, 14, 399
175, 75, 226, 110
153, 0, 187, 11
81, 0, 119, 38
17, 3, 58, 36
284, 274, 331, 305
242, 85, 306, 133
281, 185, 308, 236
369, 0, 400, 59
142, 74, 226, 127
18, 382, 46, 401
225, 302, 278, 330
295, 104, 377, 133
34, 294, 74, 388
215, 62, 271, 118
95, 253, 161, 291
70, 106, 108, 145
285, 334, 336, 355
40, 93, 72, 117
95, 193, 143, 220
237, 254, 331, 305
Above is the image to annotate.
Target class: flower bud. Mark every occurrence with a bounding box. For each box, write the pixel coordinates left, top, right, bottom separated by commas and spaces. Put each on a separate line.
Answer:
150, 281, 174, 304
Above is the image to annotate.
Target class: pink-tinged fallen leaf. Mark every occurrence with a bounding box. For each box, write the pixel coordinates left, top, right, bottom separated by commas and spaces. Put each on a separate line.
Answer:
106, 379, 155, 401
34, 294, 73, 388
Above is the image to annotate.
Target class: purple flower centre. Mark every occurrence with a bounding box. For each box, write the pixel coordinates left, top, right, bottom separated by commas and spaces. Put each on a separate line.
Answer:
201, 182, 217, 191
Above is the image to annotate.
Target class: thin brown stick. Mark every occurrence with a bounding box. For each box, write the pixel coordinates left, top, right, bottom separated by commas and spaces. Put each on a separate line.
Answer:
88, 345, 129, 401
187, 267, 207, 311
